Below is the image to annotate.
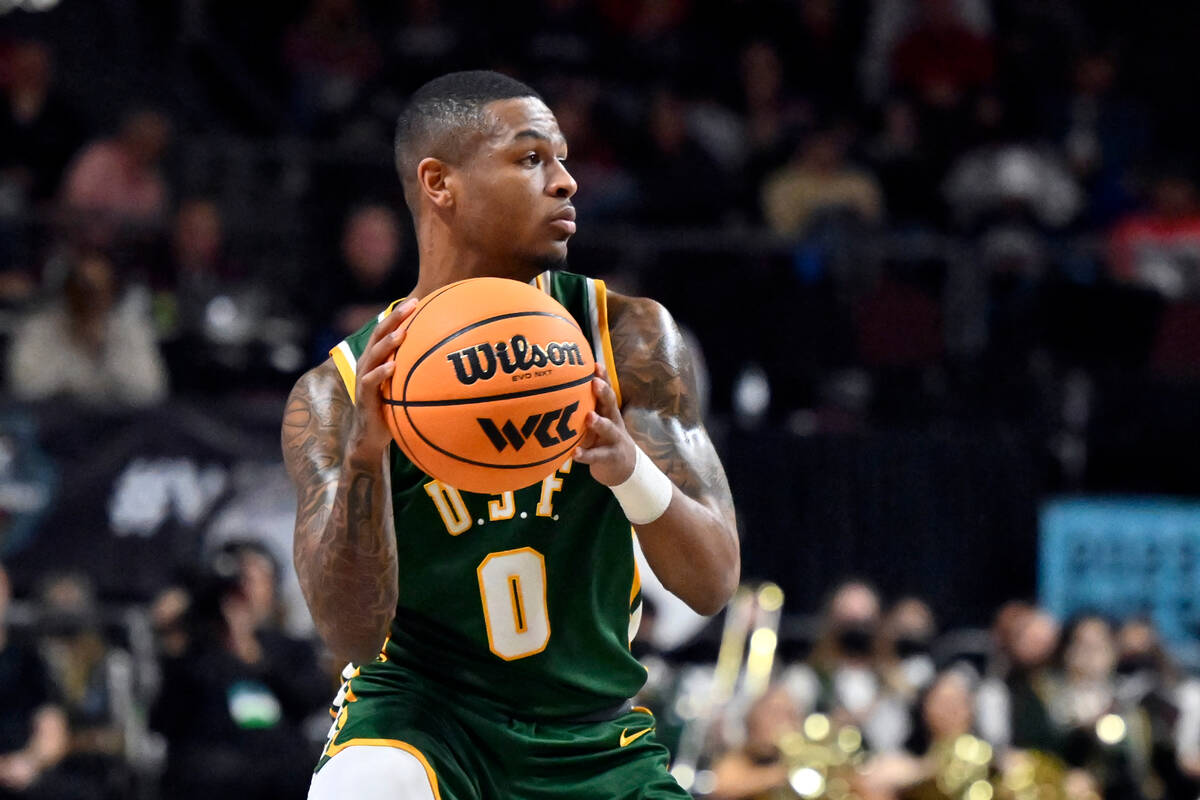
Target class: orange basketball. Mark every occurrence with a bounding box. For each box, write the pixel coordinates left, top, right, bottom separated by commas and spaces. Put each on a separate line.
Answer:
382, 277, 596, 494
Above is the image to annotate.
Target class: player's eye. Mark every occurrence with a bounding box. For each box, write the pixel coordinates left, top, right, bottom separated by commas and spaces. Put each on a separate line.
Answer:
521, 152, 541, 167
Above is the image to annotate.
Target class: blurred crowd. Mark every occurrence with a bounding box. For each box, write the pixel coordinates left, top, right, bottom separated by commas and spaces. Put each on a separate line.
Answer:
0, 544, 328, 800
635, 581, 1200, 800
1, 0, 1200, 421
5, 558, 1198, 800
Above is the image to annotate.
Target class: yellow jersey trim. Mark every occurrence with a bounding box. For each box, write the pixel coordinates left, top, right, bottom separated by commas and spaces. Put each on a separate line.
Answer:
329, 343, 357, 403
594, 279, 622, 407
323, 737, 442, 798
629, 544, 641, 608
328, 299, 408, 402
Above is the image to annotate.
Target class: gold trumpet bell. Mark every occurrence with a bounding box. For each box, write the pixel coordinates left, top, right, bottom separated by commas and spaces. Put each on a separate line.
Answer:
783, 714, 867, 800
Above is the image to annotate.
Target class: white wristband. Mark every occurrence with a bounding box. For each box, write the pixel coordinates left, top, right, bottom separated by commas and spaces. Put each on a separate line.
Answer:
611, 445, 674, 525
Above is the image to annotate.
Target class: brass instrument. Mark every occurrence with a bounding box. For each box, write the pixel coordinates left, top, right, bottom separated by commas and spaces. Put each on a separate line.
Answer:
779, 713, 866, 800
916, 735, 997, 800
664, 584, 1088, 800
901, 735, 1075, 800
671, 582, 785, 794
996, 748, 1070, 800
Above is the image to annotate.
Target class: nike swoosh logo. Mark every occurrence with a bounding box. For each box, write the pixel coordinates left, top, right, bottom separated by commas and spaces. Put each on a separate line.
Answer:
619, 727, 654, 747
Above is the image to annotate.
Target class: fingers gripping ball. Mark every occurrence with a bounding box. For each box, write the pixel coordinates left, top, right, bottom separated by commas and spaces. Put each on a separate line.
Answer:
382, 277, 596, 494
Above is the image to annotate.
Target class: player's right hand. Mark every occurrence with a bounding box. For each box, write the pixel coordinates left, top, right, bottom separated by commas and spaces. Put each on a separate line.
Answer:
346, 298, 419, 460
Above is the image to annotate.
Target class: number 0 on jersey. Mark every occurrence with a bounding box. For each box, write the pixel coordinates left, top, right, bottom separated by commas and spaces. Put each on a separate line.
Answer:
477, 547, 551, 660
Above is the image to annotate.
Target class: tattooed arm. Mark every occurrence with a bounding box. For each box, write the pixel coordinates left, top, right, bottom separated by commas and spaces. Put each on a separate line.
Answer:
574, 293, 739, 615
281, 300, 416, 663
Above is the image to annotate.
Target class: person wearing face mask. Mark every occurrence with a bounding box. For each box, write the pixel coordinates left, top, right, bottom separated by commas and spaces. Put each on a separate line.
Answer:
1113, 618, 1200, 799
805, 580, 911, 753
880, 597, 938, 704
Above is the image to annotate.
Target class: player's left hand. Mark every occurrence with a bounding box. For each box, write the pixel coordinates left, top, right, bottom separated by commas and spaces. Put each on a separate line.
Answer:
573, 364, 637, 486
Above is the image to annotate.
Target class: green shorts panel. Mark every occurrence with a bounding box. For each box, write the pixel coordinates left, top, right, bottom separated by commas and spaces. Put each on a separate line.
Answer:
316, 669, 688, 799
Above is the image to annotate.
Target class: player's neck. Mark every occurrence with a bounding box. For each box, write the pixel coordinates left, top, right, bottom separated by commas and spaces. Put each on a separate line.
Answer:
413, 242, 540, 299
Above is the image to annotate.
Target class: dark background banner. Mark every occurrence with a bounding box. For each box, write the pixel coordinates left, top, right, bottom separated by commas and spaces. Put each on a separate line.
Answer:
2, 399, 287, 601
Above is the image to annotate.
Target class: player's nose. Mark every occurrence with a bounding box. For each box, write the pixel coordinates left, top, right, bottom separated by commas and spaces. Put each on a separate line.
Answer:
548, 160, 577, 199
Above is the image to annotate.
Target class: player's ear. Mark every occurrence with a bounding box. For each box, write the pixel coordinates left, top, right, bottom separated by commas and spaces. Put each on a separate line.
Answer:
416, 157, 454, 209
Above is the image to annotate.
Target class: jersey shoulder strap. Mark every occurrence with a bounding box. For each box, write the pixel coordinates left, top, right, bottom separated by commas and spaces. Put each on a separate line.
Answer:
327, 299, 406, 403
535, 270, 622, 407
326, 272, 622, 406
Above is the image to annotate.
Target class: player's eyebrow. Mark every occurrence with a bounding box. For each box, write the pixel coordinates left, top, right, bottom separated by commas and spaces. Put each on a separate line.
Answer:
512, 129, 555, 144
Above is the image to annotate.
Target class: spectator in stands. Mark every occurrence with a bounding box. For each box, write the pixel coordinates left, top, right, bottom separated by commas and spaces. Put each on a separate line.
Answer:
151, 553, 322, 800
310, 203, 409, 357
215, 539, 327, 695
787, 0, 862, 119
283, 0, 382, 134
0, 40, 87, 208
897, 667, 978, 777
879, 596, 938, 703
166, 198, 237, 287
1048, 614, 1139, 799
975, 602, 1061, 755
889, 0, 994, 113
0, 562, 71, 800
860, 0, 993, 104
60, 109, 170, 228
159, 198, 244, 340
761, 124, 884, 237
1049, 49, 1148, 227
804, 579, 911, 752
709, 683, 802, 800
636, 88, 731, 227
149, 585, 190, 660
1114, 618, 1200, 797
1108, 168, 1200, 299
865, 97, 942, 227
942, 122, 1083, 234
918, 667, 975, 746
6, 251, 168, 407
35, 573, 128, 800
736, 41, 811, 222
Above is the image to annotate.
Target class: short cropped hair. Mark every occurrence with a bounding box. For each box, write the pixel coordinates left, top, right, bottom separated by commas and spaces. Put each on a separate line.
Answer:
394, 70, 541, 211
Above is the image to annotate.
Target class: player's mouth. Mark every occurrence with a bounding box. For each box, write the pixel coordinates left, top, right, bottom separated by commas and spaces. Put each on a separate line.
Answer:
549, 206, 576, 236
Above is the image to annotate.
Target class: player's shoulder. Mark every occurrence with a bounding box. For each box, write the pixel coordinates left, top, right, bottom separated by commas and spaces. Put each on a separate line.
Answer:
287, 359, 346, 410
605, 289, 676, 347
604, 288, 696, 411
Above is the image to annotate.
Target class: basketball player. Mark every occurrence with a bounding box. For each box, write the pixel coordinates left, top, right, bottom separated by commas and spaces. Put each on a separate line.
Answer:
282, 71, 740, 799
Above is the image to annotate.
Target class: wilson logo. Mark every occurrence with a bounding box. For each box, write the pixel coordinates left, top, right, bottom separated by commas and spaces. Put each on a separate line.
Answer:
477, 402, 580, 453
447, 335, 584, 385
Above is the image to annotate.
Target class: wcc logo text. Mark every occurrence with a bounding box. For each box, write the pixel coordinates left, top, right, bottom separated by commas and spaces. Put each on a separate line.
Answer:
477, 401, 580, 453
447, 335, 585, 385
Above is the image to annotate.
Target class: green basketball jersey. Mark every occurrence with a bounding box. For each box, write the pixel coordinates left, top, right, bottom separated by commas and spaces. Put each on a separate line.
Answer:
328, 270, 647, 719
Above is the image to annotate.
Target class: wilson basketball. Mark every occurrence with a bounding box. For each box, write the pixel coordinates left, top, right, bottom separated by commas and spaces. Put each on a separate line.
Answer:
382, 277, 597, 494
